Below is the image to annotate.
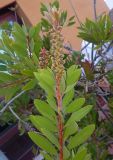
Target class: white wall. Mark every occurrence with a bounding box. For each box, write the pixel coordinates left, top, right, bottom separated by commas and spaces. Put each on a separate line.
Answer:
104, 0, 113, 10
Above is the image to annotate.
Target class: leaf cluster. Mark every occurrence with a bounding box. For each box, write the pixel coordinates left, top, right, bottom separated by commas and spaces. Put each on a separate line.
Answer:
40, 0, 75, 31
28, 66, 95, 159
78, 14, 113, 46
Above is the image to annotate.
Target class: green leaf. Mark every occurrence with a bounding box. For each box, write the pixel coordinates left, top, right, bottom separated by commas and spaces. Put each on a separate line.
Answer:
21, 69, 34, 77
40, 3, 48, 15
52, 0, 59, 9
47, 95, 57, 112
73, 147, 87, 160
0, 65, 7, 71
84, 154, 92, 160
68, 124, 95, 149
0, 54, 12, 61
22, 79, 37, 91
32, 23, 41, 39
30, 115, 57, 132
34, 69, 55, 96
41, 128, 59, 149
63, 89, 74, 108
65, 66, 81, 93
63, 146, 70, 160
29, 27, 36, 38
2, 32, 14, 52
29, 23, 41, 40
67, 21, 75, 26
0, 72, 15, 82
24, 57, 36, 70
34, 34, 43, 55
60, 11, 67, 26
69, 16, 75, 22
28, 131, 57, 155
32, 52, 38, 66
12, 43, 27, 57
34, 99, 57, 121
66, 66, 81, 86
65, 84, 75, 93
65, 98, 85, 113
41, 18, 52, 31
65, 105, 92, 127
0, 86, 19, 102
13, 23, 25, 37
41, 153, 53, 160
64, 122, 78, 141
12, 23, 27, 48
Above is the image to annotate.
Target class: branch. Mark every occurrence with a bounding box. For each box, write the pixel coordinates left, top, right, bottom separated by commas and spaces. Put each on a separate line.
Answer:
63, 44, 75, 52
9, 106, 22, 121
91, 43, 94, 68
93, 0, 97, 20
0, 90, 25, 116
9, 106, 36, 132
81, 42, 90, 52
97, 103, 113, 125
67, 0, 82, 26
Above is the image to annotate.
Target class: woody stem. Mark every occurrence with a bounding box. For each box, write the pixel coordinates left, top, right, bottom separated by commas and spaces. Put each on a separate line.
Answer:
56, 76, 63, 160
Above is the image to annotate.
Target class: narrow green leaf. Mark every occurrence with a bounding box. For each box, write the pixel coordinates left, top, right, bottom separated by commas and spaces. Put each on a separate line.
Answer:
0, 65, 7, 71
63, 146, 70, 160
41, 128, 59, 149
66, 66, 81, 86
68, 124, 95, 149
23, 79, 37, 91
73, 147, 87, 160
29, 27, 36, 38
64, 122, 78, 141
65, 84, 76, 93
0, 86, 19, 102
84, 154, 92, 160
63, 89, 74, 108
32, 52, 38, 66
52, 0, 59, 9
65, 105, 92, 126
0, 54, 12, 61
69, 16, 75, 21
24, 57, 36, 70
13, 43, 27, 57
34, 69, 55, 96
34, 99, 57, 121
47, 95, 57, 112
28, 131, 57, 155
30, 115, 57, 132
66, 98, 85, 113
42, 153, 53, 160
0, 72, 15, 82
67, 21, 75, 26
21, 69, 34, 77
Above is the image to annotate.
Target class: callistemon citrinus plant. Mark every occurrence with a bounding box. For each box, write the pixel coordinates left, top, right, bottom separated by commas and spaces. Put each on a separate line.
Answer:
28, 1, 95, 159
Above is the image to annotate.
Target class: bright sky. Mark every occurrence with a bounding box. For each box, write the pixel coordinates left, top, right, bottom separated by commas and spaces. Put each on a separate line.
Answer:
104, 0, 113, 9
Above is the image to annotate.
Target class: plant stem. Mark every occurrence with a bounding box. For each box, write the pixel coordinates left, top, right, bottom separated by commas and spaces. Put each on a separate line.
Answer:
68, 0, 82, 26
0, 90, 25, 116
56, 77, 63, 160
93, 0, 97, 20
